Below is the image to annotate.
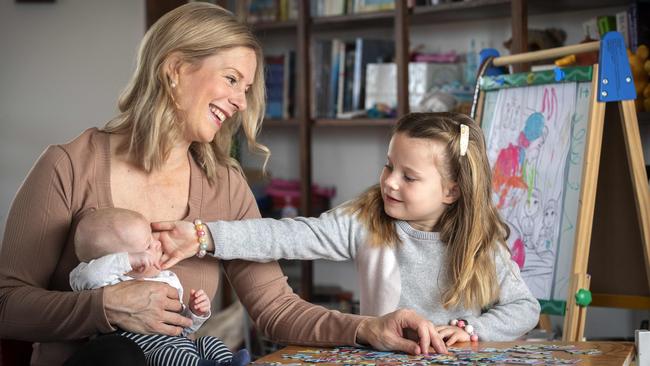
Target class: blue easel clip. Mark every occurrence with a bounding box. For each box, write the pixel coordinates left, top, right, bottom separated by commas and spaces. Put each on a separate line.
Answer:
554, 67, 566, 82
598, 32, 636, 102
479, 48, 506, 76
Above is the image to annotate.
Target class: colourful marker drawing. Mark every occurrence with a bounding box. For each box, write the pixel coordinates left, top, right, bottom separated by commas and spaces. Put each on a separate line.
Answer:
484, 83, 578, 300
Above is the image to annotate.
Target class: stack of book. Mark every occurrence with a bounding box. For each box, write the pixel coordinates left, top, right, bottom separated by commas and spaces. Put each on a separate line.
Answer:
582, 1, 649, 50
311, 38, 394, 119
264, 51, 295, 119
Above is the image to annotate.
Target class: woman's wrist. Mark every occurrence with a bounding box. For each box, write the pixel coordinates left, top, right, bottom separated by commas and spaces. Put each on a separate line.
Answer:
355, 317, 371, 345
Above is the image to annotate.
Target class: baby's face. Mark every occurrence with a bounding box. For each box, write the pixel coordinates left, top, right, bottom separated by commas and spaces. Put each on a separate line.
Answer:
128, 223, 164, 278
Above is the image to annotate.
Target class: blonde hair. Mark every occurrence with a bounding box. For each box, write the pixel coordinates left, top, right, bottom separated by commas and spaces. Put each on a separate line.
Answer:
104, 2, 269, 182
344, 112, 509, 310
74, 208, 149, 263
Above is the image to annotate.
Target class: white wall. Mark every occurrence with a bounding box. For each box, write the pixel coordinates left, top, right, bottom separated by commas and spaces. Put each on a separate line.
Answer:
0, 0, 144, 236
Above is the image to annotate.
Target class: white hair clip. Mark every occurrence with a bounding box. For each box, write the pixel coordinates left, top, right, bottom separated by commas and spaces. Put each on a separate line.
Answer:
459, 124, 469, 156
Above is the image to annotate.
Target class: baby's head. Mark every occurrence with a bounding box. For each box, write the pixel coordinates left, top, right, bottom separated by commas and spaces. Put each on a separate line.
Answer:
74, 208, 163, 277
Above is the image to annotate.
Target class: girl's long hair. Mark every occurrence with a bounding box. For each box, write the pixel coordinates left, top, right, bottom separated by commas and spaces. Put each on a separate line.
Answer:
344, 112, 509, 310
104, 2, 269, 182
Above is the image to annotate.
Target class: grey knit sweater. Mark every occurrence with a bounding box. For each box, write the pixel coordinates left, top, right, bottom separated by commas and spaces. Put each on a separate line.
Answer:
207, 207, 540, 341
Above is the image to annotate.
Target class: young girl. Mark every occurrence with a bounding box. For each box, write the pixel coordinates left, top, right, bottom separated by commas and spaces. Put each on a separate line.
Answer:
155, 112, 540, 345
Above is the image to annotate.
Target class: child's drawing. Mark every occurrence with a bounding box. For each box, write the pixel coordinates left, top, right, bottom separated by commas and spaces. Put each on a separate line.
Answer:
484, 83, 578, 299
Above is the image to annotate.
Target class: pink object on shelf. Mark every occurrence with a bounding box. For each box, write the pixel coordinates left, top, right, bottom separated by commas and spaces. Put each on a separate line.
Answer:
265, 178, 336, 215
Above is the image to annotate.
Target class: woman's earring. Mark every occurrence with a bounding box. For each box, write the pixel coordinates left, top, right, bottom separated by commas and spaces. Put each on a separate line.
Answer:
170, 81, 177, 88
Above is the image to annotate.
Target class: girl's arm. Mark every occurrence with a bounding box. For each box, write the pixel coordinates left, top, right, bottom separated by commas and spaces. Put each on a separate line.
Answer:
461, 247, 541, 341
208, 209, 359, 262
220, 168, 447, 354
156, 207, 363, 268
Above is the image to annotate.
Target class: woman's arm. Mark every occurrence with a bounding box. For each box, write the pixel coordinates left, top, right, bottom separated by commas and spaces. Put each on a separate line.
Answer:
0, 145, 191, 342
0, 146, 113, 341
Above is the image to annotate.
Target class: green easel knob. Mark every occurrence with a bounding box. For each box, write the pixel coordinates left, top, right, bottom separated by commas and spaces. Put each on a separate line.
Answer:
575, 289, 592, 307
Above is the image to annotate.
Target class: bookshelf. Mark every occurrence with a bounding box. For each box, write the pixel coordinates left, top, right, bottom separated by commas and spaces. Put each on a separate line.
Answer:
147, 0, 645, 302
240, 0, 649, 302
242, 0, 533, 301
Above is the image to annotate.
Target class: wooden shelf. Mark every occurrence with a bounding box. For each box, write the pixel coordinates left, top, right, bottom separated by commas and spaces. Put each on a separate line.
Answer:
526, 0, 631, 16
412, 0, 629, 25
411, 0, 511, 25
311, 10, 394, 31
314, 118, 396, 127
250, 0, 631, 33
262, 118, 299, 127
263, 118, 396, 128
249, 20, 297, 32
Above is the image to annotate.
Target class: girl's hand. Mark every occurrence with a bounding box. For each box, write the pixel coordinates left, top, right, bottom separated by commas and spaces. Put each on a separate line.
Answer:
189, 289, 211, 317
151, 220, 213, 269
435, 325, 471, 346
356, 309, 447, 355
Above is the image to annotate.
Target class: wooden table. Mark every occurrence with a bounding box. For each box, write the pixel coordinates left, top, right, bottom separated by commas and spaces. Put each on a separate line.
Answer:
254, 342, 635, 366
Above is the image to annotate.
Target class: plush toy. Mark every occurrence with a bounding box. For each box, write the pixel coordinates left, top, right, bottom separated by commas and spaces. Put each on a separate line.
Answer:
503, 28, 567, 65
629, 44, 649, 111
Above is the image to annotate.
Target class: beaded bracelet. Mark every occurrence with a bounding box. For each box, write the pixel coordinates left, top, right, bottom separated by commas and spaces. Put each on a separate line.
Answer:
194, 219, 209, 258
449, 318, 479, 342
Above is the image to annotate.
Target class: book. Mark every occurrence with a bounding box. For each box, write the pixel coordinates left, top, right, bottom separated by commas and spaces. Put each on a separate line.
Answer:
351, 38, 395, 111
616, 10, 630, 48
264, 54, 285, 119
282, 50, 296, 119
311, 40, 333, 118
582, 17, 600, 40
596, 15, 616, 37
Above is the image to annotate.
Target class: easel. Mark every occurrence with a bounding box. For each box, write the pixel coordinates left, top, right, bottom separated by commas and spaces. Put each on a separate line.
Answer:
473, 32, 650, 341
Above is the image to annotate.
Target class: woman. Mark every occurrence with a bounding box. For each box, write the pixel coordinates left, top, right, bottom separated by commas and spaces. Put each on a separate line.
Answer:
0, 4, 445, 366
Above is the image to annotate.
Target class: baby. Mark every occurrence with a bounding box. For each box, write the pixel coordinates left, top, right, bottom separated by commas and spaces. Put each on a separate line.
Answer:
70, 207, 249, 366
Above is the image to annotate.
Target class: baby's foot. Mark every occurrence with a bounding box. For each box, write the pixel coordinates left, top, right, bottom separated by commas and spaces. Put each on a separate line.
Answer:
213, 349, 250, 366
230, 349, 251, 366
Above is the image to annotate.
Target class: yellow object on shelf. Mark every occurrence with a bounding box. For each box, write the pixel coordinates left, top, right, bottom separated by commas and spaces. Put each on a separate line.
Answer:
629, 45, 650, 111
555, 54, 576, 67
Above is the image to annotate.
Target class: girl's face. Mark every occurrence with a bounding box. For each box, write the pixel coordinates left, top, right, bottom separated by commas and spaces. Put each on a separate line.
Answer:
172, 47, 256, 144
380, 132, 458, 232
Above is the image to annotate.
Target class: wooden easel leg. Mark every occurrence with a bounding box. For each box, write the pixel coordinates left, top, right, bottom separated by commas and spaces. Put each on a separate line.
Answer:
563, 273, 591, 341
538, 314, 553, 334
562, 67, 606, 342
618, 100, 650, 290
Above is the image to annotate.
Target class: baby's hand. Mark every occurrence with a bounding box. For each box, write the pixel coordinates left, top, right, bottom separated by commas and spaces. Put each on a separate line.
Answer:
189, 289, 210, 317
434, 325, 471, 346
129, 251, 160, 273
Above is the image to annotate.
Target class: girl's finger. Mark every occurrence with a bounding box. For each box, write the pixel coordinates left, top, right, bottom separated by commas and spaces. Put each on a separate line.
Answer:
151, 221, 176, 231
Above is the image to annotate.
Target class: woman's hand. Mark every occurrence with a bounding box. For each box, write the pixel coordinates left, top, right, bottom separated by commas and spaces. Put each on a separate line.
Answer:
356, 309, 447, 355
151, 220, 213, 269
435, 325, 471, 346
103, 280, 193, 336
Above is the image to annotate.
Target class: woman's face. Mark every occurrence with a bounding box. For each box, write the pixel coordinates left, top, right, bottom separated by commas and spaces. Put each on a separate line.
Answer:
172, 46, 257, 144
